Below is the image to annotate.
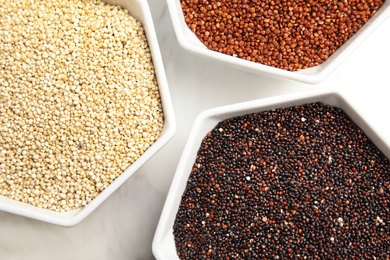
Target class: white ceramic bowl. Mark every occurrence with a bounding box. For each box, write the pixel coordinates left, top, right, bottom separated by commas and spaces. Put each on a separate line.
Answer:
0, 0, 176, 227
152, 89, 390, 259
167, 0, 390, 84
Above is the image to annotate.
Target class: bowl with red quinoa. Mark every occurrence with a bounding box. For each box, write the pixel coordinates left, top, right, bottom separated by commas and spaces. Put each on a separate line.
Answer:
0, 0, 175, 226
167, 0, 390, 84
153, 89, 390, 259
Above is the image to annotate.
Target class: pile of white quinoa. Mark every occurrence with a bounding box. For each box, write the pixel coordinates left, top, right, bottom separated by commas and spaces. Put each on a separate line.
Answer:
0, 0, 164, 211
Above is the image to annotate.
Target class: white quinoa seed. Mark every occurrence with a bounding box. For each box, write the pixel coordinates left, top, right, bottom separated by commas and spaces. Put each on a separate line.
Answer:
0, 0, 164, 211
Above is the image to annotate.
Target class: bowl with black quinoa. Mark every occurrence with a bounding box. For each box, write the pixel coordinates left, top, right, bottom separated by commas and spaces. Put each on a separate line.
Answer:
167, 0, 390, 84
153, 89, 390, 259
0, 0, 175, 226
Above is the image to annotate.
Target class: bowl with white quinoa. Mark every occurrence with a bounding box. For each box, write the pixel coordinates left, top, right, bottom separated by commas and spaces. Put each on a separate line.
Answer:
153, 89, 390, 259
0, 0, 175, 226
167, 0, 390, 84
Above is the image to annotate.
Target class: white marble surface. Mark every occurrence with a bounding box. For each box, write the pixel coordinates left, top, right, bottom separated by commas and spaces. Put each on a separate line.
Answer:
1, 1, 390, 260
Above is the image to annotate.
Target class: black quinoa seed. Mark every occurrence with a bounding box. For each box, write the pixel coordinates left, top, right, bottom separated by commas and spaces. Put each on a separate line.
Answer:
173, 102, 390, 260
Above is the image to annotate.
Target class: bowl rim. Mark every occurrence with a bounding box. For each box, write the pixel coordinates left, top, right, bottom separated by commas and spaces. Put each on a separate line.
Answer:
152, 88, 390, 259
0, 0, 176, 227
167, 0, 390, 84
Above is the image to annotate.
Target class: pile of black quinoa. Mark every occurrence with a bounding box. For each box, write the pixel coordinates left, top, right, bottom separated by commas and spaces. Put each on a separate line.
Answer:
173, 102, 390, 259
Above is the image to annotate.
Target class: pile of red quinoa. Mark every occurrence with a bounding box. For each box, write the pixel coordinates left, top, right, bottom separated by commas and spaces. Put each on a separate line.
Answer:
181, 0, 384, 71
173, 102, 390, 259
